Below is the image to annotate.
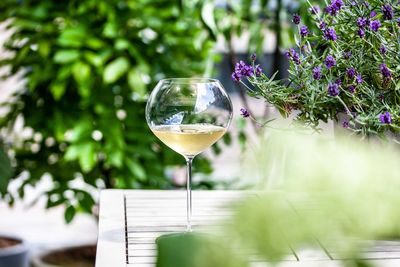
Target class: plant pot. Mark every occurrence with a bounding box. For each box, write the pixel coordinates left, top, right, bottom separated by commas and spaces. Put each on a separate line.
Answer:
0, 235, 29, 267
32, 244, 96, 267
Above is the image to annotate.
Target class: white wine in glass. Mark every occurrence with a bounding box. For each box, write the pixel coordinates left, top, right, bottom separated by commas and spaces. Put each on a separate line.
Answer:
146, 78, 233, 231
151, 124, 226, 157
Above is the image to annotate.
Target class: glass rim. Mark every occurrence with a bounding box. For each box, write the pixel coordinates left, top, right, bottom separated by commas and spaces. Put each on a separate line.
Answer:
158, 77, 220, 84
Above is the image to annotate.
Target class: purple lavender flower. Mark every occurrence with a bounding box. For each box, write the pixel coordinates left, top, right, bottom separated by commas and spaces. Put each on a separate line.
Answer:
312, 66, 322, 80
370, 10, 377, 17
380, 63, 391, 78
240, 108, 250, 118
379, 45, 387, 55
286, 49, 301, 65
284, 50, 291, 58
326, 5, 338, 16
326, 0, 344, 16
343, 51, 352, 59
325, 5, 334, 15
309, 6, 320, 14
319, 21, 327, 29
292, 14, 301, 24
323, 27, 338, 41
379, 111, 392, 124
255, 65, 263, 76
358, 28, 365, 38
332, 0, 344, 9
335, 79, 342, 85
357, 17, 368, 28
251, 53, 257, 61
356, 74, 363, 84
347, 68, 356, 79
382, 4, 394, 20
342, 121, 350, 128
292, 53, 301, 65
328, 83, 340, 96
231, 72, 241, 82
347, 85, 356, 93
325, 55, 336, 69
379, 93, 385, 102
300, 25, 309, 37
370, 20, 381, 31
237, 61, 254, 76
232, 60, 254, 82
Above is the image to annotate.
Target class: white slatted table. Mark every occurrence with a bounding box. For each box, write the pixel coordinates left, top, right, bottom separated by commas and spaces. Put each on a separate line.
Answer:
95, 190, 400, 267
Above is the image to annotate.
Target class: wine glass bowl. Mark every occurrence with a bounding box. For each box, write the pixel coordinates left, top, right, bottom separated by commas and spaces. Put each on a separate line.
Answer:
145, 78, 233, 231
146, 78, 233, 158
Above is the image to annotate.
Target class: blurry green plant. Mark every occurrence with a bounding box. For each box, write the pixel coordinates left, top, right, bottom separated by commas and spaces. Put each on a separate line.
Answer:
157, 130, 400, 267
0, 0, 216, 222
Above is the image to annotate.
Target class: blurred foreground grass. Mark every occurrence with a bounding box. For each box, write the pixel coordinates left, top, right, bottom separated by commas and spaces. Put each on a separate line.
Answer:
157, 130, 400, 267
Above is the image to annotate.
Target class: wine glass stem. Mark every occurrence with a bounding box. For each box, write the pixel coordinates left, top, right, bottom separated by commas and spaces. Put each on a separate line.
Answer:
185, 156, 193, 232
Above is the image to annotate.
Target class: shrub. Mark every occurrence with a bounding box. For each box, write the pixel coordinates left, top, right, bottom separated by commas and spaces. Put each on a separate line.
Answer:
0, 0, 214, 221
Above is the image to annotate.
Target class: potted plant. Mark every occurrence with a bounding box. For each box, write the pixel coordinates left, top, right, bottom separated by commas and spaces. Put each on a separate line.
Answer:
233, 0, 400, 140
0, 235, 29, 267
0, 149, 29, 267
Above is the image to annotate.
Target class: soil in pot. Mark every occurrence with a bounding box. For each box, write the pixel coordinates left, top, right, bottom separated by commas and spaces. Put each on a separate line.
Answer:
41, 245, 96, 267
0, 237, 21, 249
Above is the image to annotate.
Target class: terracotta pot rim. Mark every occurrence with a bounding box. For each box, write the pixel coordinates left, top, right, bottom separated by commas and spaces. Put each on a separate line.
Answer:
0, 234, 28, 257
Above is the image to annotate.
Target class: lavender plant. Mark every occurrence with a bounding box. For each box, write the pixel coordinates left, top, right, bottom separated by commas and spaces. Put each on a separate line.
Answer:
233, 0, 400, 139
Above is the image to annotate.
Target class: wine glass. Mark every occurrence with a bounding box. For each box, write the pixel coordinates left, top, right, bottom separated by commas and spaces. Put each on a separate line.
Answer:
145, 78, 233, 231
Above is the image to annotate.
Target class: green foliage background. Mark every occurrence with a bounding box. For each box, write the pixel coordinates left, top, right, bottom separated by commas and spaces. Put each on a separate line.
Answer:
0, 0, 321, 222
0, 0, 214, 222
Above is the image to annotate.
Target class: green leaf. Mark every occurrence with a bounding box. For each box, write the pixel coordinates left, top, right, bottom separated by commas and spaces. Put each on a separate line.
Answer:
46, 197, 65, 209
103, 57, 130, 84
238, 131, 247, 150
212, 143, 222, 155
80, 191, 95, 213
223, 133, 232, 145
106, 149, 124, 168
78, 85, 91, 98
200, 0, 218, 41
58, 27, 87, 47
128, 69, 146, 96
64, 205, 76, 224
0, 148, 12, 195
115, 39, 131, 51
78, 142, 97, 173
70, 119, 93, 142
85, 38, 105, 50
50, 82, 66, 100
84, 50, 113, 68
64, 145, 81, 161
103, 21, 118, 38
53, 50, 80, 63
38, 40, 51, 58
72, 61, 91, 84
125, 158, 146, 181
